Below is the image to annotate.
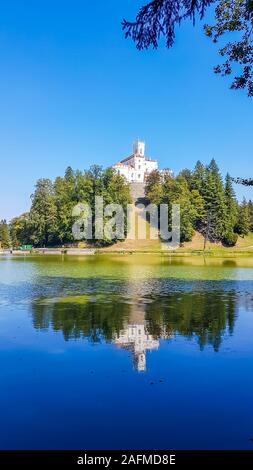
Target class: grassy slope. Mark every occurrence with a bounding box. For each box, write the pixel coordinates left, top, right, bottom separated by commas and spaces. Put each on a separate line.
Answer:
78, 201, 253, 255
98, 231, 253, 254
177, 232, 253, 254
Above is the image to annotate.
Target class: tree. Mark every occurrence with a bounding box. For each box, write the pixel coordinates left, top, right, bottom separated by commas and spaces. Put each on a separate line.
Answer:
122, 1, 215, 49
145, 169, 164, 204
0, 220, 10, 248
248, 199, 253, 231
9, 224, 19, 248
192, 161, 206, 193
103, 168, 132, 208
200, 209, 218, 250
145, 169, 162, 195
22, 167, 133, 248
233, 177, 253, 186
201, 159, 227, 240
235, 197, 250, 235
54, 176, 75, 244
224, 173, 238, 231
9, 213, 32, 247
64, 166, 75, 182
145, 172, 196, 242
222, 230, 238, 246
0, 219, 11, 248
123, 0, 253, 96
162, 175, 195, 242
102, 168, 132, 242
205, 0, 253, 96
178, 168, 194, 189
190, 189, 206, 227
145, 158, 241, 246
29, 179, 57, 246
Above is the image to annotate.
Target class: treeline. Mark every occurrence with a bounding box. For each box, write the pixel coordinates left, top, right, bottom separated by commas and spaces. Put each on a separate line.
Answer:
1, 159, 253, 249
145, 159, 253, 246
0, 165, 132, 248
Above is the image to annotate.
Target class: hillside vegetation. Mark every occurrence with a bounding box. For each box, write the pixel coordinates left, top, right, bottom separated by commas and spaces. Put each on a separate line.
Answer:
1, 158, 253, 255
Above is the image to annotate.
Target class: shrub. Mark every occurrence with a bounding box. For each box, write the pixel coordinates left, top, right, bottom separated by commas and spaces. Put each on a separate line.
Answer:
223, 232, 238, 247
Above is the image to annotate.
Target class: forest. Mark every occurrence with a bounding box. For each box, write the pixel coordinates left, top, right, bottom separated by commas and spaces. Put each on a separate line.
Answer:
0, 159, 253, 248
145, 159, 253, 247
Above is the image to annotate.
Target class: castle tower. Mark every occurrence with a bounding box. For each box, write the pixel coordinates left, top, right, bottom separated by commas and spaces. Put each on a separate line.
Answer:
133, 140, 145, 157
113, 139, 158, 183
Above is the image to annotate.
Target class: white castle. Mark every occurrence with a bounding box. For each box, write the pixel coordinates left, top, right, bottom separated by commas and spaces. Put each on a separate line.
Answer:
113, 140, 158, 183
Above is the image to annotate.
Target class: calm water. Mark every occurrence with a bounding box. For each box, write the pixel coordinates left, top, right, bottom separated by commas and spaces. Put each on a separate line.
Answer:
0, 254, 253, 450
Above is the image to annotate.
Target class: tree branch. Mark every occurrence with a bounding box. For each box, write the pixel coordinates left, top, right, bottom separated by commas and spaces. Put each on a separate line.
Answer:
232, 177, 253, 186
122, 0, 215, 50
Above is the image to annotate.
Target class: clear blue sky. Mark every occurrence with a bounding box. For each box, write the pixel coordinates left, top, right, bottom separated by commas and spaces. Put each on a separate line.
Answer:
0, 0, 252, 220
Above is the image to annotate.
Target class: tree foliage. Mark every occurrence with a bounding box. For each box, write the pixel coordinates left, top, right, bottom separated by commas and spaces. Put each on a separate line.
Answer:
235, 196, 250, 235
205, 0, 253, 96
9, 213, 31, 247
29, 179, 57, 247
123, 0, 253, 95
9, 167, 132, 247
122, 0, 214, 49
5, 162, 253, 248
233, 176, 253, 185
0, 219, 11, 248
145, 158, 250, 246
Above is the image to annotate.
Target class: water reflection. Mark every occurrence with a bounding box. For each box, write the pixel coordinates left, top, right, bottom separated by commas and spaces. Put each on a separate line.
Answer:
1, 257, 253, 449
115, 324, 160, 371
32, 287, 237, 370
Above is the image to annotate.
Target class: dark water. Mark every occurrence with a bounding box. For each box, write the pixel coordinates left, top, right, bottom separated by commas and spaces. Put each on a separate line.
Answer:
0, 255, 253, 450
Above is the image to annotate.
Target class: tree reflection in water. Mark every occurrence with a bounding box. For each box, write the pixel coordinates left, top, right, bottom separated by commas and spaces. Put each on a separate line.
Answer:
32, 285, 237, 371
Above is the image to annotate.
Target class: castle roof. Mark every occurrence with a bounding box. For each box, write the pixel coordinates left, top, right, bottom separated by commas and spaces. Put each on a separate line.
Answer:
119, 154, 157, 164
121, 154, 136, 163
114, 161, 134, 168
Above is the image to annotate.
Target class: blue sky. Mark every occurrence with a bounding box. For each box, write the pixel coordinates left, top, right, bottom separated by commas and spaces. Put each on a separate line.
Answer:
0, 0, 252, 220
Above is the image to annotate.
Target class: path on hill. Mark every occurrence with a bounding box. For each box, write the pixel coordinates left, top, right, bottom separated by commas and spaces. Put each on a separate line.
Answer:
103, 183, 162, 252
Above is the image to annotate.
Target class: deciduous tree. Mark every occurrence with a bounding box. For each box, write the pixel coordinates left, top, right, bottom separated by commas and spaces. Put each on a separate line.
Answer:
0, 219, 10, 248
123, 0, 253, 95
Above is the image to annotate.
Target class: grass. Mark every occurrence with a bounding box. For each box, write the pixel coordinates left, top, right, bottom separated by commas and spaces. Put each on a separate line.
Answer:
97, 232, 253, 256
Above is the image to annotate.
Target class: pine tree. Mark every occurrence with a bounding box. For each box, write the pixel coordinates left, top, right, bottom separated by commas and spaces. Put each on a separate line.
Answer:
0, 219, 11, 248
29, 179, 57, 246
248, 200, 253, 232
190, 189, 206, 228
192, 161, 205, 194
224, 173, 238, 231
201, 159, 227, 240
64, 166, 75, 182
235, 198, 250, 237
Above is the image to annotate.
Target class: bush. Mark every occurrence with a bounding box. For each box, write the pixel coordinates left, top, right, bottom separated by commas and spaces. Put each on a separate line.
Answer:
223, 232, 238, 247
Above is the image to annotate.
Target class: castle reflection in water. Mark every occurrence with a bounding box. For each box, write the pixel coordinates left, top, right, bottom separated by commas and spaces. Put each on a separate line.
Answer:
32, 281, 238, 372
115, 323, 161, 372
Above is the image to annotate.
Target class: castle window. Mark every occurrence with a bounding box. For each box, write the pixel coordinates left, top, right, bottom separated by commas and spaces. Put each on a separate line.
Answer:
138, 174, 141, 178
138, 165, 141, 169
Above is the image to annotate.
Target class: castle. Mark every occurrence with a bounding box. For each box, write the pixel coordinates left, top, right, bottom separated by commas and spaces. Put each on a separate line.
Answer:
113, 140, 158, 183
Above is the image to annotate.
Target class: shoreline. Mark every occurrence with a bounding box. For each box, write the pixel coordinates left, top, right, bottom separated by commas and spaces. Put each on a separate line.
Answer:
1, 249, 253, 258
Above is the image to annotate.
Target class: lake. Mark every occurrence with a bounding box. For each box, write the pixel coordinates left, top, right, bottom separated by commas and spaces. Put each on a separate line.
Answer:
0, 254, 253, 450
